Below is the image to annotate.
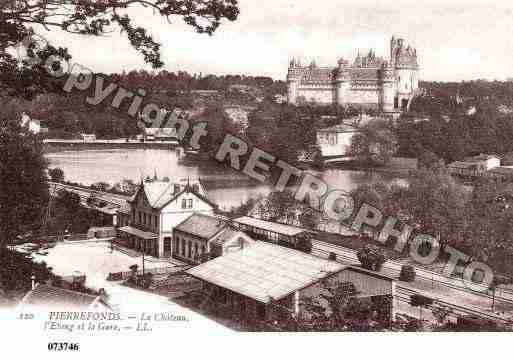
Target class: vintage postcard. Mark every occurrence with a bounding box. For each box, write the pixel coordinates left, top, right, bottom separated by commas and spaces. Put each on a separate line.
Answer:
1, 0, 512, 357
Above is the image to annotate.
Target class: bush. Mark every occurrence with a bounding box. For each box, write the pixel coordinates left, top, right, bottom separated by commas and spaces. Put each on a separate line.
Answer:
399, 265, 416, 282
142, 273, 154, 289
356, 244, 386, 271
48, 167, 64, 182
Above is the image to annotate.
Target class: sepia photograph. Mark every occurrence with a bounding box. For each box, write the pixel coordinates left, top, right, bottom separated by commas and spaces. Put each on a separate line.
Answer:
1, 0, 513, 356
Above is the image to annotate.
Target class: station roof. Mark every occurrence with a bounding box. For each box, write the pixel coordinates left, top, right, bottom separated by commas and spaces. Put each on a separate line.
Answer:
20, 285, 106, 310
317, 124, 359, 133
233, 216, 308, 237
187, 241, 344, 303
175, 213, 226, 240
209, 227, 248, 247
118, 226, 158, 240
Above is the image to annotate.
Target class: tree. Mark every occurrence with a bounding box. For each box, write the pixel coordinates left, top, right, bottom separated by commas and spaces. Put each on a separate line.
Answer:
1, 1, 239, 97
393, 169, 469, 248
91, 182, 110, 192
356, 244, 386, 271
399, 265, 416, 282
255, 190, 321, 230
246, 103, 318, 165
50, 189, 93, 233
350, 119, 397, 165
128, 264, 139, 284
48, 167, 64, 182
56, 189, 82, 214
295, 280, 360, 330
431, 304, 452, 327
0, 108, 49, 248
0, 249, 52, 295
418, 149, 444, 172
113, 179, 137, 195
190, 105, 236, 153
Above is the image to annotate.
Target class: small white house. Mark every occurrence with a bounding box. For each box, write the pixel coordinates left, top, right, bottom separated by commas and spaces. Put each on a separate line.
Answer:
20, 112, 48, 134
449, 154, 501, 177
463, 154, 501, 171
81, 133, 96, 142
316, 124, 360, 158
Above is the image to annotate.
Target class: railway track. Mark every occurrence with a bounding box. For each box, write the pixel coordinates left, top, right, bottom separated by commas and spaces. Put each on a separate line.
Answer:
395, 286, 511, 323
312, 239, 513, 302
311, 243, 513, 323
49, 182, 130, 208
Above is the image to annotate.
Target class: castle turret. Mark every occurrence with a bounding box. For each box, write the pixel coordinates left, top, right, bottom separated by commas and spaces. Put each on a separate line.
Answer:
380, 61, 395, 112
389, 37, 420, 111
335, 58, 350, 106
287, 57, 303, 104
390, 36, 397, 63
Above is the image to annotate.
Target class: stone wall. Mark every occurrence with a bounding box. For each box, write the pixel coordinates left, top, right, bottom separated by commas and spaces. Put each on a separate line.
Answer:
296, 87, 336, 104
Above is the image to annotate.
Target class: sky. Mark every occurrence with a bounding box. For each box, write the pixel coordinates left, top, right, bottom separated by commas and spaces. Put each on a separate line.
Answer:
36, 0, 513, 81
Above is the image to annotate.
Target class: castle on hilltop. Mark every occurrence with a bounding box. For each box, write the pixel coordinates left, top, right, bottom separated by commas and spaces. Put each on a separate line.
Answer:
286, 36, 420, 112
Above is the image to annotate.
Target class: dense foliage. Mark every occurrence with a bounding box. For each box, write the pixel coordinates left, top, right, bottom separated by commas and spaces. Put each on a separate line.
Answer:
356, 244, 387, 271
347, 166, 513, 277
246, 101, 321, 165
251, 190, 321, 230
399, 265, 416, 282
400, 81, 513, 164
0, 249, 52, 295
350, 119, 397, 165
0, 0, 240, 98
0, 107, 49, 248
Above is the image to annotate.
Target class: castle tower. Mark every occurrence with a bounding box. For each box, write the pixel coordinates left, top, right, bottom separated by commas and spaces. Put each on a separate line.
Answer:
390, 36, 397, 65
287, 57, 302, 104
380, 61, 395, 112
390, 37, 419, 111
334, 58, 350, 106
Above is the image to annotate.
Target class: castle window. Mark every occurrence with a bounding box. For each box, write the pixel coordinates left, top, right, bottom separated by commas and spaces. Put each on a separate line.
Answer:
329, 134, 336, 145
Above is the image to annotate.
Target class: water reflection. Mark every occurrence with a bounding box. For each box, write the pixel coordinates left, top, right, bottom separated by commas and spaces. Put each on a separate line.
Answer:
45, 149, 403, 210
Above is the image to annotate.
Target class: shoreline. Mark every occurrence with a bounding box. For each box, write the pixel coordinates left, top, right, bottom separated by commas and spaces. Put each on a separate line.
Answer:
324, 161, 414, 177
43, 139, 179, 154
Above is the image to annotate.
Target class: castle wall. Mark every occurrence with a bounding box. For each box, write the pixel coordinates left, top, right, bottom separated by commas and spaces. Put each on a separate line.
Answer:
296, 86, 388, 108
381, 82, 395, 112
395, 68, 417, 94
287, 81, 298, 103
296, 87, 336, 104
345, 88, 381, 108
287, 37, 419, 111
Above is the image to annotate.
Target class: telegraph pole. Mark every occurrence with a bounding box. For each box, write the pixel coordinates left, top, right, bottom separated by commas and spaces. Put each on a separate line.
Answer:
142, 251, 145, 277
